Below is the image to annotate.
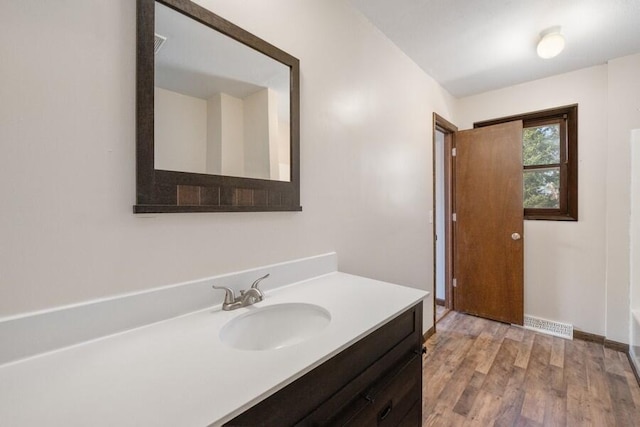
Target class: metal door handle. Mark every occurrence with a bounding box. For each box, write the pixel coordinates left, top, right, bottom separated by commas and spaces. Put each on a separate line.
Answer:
511, 233, 521, 240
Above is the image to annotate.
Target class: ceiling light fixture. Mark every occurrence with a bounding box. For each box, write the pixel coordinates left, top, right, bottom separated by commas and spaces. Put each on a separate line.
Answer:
537, 26, 565, 59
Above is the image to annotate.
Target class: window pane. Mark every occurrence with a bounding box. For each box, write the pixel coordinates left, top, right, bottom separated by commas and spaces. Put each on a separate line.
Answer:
523, 167, 560, 209
523, 124, 560, 166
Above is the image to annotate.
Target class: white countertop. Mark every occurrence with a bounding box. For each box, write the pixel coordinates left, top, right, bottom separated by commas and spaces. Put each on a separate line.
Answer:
0, 272, 427, 426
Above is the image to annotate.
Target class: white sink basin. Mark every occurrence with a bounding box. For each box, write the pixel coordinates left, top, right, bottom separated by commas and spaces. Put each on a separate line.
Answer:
219, 303, 331, 351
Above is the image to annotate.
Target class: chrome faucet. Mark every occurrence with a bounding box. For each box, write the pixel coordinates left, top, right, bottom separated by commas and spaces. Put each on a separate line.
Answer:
213, 273, 269, 311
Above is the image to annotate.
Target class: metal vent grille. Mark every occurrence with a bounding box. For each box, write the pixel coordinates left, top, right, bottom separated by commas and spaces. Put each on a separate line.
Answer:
154, 33, 167, 54
523, 315, 573, 340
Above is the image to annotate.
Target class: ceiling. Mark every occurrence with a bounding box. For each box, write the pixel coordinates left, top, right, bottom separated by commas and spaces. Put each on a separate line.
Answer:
155, 2, 290, 118
349, 0, 640, 97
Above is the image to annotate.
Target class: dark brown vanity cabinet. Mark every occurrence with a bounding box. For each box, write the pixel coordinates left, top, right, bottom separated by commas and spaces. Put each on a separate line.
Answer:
223, 303, 423, 426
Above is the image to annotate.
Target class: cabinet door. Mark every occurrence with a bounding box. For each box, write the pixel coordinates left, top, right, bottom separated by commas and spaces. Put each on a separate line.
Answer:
335, 352, 421, 426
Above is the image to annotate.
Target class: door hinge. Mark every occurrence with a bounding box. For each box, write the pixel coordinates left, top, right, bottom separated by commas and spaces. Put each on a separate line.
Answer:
452, 213, 457, 222
453, 278, 457, 288
451, 147, 457, 157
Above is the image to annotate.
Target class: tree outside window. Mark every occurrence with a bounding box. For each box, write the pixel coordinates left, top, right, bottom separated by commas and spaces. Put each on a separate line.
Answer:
523, 121, 561, 209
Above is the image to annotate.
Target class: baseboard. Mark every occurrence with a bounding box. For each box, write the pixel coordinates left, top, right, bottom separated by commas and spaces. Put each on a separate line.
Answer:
573, 330, 629, 352
573, 330, 604, 344
423, 325, 435, 342
605, 339, 629, 353
628, 352, 640, 387
435, 298, 445, 306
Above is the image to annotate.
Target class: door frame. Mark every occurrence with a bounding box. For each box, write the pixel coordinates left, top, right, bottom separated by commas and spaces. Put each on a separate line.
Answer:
432, 113, 457, 323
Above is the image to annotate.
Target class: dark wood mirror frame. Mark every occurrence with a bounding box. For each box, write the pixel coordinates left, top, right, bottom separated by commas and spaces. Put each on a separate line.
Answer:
135, 0, 301, 213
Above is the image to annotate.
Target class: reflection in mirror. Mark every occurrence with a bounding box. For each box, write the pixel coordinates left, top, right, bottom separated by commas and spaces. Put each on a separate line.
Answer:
135, 0, 300, 213
154, 2, 291, 182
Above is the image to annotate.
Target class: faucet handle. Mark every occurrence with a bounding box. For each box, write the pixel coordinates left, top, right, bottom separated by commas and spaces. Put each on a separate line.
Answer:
251, 273, 270, 290
212, 285, 236, 304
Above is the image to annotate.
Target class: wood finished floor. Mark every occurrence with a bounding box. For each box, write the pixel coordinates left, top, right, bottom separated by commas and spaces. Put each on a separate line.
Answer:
422, 311, 640, 426
435, 304, 450, 323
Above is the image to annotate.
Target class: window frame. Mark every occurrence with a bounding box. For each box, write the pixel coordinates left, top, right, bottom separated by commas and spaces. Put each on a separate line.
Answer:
474, 105, 578, 221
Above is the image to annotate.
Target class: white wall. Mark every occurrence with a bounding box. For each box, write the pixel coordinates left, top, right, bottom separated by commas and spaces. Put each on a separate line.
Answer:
457, 55, 640, 341
154, 87, 207, 174
206, 93, 223, 175
0, 0, 457, 335
243, 89, 273, 180
631, 129, 640, 356
266, 88, 281, 181
278, 118, 291, 181
211, 92, 246, 177
457, 65, 609, 335
605, 54, 640, 343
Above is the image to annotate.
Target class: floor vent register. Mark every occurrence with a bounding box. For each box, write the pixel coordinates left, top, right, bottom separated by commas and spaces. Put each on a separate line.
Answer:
523, 315, 573, 340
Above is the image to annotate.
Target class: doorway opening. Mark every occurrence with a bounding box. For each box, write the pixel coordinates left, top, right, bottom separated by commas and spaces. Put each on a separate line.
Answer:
432, 113, 525, 327
433, 114, 457, 323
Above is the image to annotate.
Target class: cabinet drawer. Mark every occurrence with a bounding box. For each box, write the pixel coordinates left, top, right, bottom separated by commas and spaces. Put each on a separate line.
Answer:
398, 400, 421, 427
338, 351, 421, 426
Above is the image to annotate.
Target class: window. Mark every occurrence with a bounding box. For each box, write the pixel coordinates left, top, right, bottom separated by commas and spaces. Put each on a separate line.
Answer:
523, 118, 563, 210
474, 105, 578, 221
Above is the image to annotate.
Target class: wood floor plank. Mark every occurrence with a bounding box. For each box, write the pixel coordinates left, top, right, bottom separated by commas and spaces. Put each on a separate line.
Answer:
466, 331, 494, 370
423, 337, 474, 408
422, 401, 466, 427
451, 371, 484, 416
585, 347, 613, 411
423, 312, 640, 426
505, 326, 525, 343
422, 362, 458, 410
493, 366, 526, 427
514, 330, 535, 369
548, 365, 566, 394
549, 336, 565, 368
566, 382, 592, 425
476, 327, 507, 375
514, 415, 542, 427
589, 397, 617, 427
481, 337, 519, 396
626, 370, 640, 408
607, 371, 637, 426
604, 346, 628, 376
520, 334, 553, 423
437, 358, 478, 408
520, 389, 547, 423
464, 389, 504, 425
542, 387, 567, 426
564, 338, 589, 389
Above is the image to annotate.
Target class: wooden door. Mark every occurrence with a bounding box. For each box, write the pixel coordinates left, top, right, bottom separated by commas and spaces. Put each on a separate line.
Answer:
454, 121, 524, 325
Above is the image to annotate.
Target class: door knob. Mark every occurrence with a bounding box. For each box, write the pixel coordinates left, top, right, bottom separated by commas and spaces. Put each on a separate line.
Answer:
511, 233, 521, 240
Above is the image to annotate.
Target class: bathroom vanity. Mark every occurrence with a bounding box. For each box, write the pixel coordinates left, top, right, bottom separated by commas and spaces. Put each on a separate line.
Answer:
0, 254, 427, 426
226, 302, 423, 426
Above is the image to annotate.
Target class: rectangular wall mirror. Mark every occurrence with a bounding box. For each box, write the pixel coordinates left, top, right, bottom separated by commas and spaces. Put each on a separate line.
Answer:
135, 0, 301, 213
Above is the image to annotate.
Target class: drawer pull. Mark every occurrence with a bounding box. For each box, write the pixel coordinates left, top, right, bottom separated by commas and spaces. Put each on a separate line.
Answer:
378, 401, 393, 421
413, 346, 427, 356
